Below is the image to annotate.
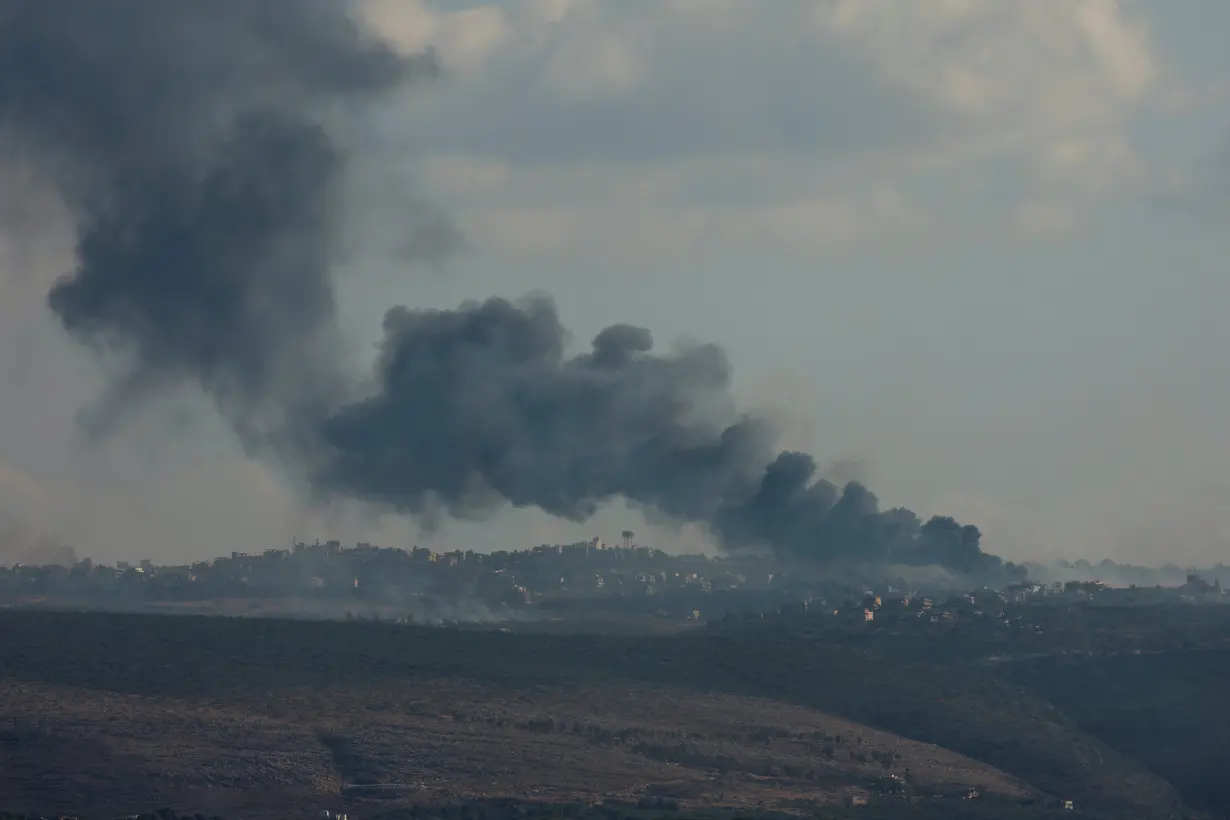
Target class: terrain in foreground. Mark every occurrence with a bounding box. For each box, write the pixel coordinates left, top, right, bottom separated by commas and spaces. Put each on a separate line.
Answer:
0, 609, 1219, 819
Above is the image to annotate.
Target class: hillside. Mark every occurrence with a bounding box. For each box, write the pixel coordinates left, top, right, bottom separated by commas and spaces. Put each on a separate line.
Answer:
0, 610, 1186, 818
0, 675, 1039, 818
1008, 649, 1230, 817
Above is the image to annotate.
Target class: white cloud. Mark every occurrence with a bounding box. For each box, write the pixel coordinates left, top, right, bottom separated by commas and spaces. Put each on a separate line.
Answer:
361, 0, 509, 75
358, 0, 1172, 256
538, 3, 649, 99
419, 153, 932, 262
822, 0, 1156, 120
816, 0, 1160, 235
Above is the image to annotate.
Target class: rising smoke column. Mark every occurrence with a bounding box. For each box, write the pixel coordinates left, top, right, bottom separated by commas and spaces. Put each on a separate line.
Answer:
0, 0, 441, 446
0, 1, 1016, 578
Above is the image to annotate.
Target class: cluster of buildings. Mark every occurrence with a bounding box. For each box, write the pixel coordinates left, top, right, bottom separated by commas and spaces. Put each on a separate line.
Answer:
2, 538, 1225, 627
0, 536, 801, 618
710, 570, 1230, 657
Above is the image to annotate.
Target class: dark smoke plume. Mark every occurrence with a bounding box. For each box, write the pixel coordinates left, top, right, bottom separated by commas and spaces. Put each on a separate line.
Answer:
318, 296, 774, 523
319, 297, 1016, 577
0, 1, 1017, 578
0, 0, 440, 445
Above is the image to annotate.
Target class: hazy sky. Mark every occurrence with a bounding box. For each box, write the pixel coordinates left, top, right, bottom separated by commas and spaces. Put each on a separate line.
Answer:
2, 0, 1229, 566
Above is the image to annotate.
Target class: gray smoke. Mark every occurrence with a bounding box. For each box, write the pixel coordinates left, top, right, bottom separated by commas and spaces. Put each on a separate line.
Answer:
0, 0, 439, 446
0, 512, 77, 568
320, 297, 1018, 577
318, 296, 774, 525
0, 1, 1016, 578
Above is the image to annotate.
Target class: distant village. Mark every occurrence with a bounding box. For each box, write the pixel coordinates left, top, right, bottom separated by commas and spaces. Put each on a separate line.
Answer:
0, 535, 1225, 628
712, 572, 1228, 640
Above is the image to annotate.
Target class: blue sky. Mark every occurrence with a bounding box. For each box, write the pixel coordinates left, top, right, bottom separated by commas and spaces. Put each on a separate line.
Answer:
2, 0, 1229, 566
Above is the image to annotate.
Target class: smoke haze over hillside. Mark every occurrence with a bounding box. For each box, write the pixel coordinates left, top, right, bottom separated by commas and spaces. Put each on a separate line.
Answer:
0, 0, 1020, 577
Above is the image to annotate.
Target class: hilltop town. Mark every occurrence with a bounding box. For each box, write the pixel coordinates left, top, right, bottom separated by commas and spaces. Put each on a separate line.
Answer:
3, 538, 1226, 643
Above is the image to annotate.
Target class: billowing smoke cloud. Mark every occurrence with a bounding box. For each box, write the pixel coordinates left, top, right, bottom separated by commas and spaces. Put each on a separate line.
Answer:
319, 296, 1015, 577
318, 296, 773, 523
0, 0, 441, 446
0, 1, 1017, 579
